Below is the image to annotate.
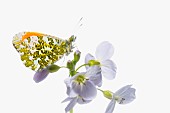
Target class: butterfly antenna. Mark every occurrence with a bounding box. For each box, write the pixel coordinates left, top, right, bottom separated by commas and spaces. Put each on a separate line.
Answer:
72, 17, 83, 36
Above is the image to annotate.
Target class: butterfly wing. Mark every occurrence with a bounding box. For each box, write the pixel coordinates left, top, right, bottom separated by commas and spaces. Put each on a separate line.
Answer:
13, 32, 69, 71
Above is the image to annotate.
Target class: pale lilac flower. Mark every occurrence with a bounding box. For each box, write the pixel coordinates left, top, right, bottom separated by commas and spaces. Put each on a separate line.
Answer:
66, 66, 101, 100
85, 41, 117, 80
33, 68, 49, 83
105, 85, 136, 113
63, 66, 101, 112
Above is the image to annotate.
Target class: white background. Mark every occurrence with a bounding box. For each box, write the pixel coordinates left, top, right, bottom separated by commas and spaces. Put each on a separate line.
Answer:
0, 0, 170, 113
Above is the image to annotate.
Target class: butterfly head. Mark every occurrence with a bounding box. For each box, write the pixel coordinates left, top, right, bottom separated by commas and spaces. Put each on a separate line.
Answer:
65, 35, 76, 56
69, 35, 76, 42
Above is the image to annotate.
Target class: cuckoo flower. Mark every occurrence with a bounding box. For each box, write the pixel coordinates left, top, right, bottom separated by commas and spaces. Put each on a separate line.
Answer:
66, 66, 101, 99
85, 41, 117, 80
104, 85, 136, 113
63, 66, 101, 112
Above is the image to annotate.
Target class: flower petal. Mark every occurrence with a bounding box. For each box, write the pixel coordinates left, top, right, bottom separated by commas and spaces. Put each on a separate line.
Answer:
115, 85, 132, 96
33, 68, 49, 83
97, 80, 102, 87
95, 41, 114, 61
80, 81, 97, 100
62, 97, 73, 103
86, 66, 101, 78
120, 88, 136, 104
64, 78, 77, 97
101, 60, 117, 80
105, 98, 116, 113
89, 72, 102, 87
85, 53, 95, 69
72, 81, 97, 100
77, 98, 92, 104
65, 97, 78, 113
115, 85, 136, 104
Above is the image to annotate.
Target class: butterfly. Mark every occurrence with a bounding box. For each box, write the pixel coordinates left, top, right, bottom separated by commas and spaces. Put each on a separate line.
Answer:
12, 32, 76, 71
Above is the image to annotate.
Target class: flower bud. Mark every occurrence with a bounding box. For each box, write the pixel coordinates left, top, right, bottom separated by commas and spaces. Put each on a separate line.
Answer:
33, 68, 49, 83
47, 64, 61, 73
103, 90, 113, 100
67, 60, 74, 70
73, 50, 81, 63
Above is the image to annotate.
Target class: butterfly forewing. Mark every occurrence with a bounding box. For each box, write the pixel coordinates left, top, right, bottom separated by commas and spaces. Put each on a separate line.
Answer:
13, 32, 74, 71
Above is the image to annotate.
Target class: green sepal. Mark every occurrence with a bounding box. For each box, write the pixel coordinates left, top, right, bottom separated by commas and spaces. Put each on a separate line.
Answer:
103, 90, 113, 100
88, 60, 100, 66
47, 64, 61, 73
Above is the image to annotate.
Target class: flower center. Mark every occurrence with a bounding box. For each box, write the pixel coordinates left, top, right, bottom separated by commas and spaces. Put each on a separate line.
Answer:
113, 95, 125, 104
75, 75, 87, 84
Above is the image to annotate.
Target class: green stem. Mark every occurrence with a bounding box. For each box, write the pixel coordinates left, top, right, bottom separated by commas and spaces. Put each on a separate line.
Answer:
97, 88, 104, 92
70, 109, 73, 113
75, 64, 89, 72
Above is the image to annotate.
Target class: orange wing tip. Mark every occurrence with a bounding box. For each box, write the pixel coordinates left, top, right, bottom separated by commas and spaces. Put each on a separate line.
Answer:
21, 32, 44, 41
